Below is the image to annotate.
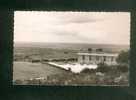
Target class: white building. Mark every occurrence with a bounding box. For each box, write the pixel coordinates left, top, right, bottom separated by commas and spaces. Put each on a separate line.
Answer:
77, 52, 118, 65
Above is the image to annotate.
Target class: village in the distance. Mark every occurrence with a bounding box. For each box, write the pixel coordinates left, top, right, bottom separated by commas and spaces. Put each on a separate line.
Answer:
13, 42, 129, 86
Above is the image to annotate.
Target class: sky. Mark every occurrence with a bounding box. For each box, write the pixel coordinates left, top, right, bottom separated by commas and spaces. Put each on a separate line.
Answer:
14, 11, 130, 45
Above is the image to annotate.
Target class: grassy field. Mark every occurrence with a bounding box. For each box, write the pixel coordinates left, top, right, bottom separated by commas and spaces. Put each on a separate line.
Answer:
14, 42, 129, 62
13, 43, 129, 85
13, 61, 129, 86
13, 61, 69, 80
14, 47, 77, 62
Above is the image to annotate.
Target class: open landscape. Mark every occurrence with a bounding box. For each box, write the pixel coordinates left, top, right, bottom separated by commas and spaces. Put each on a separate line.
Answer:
13, 42, 129, 85
13, 11, 130, 85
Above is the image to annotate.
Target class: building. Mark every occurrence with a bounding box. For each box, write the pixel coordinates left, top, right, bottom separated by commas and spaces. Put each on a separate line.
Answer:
77, 52, 118, 65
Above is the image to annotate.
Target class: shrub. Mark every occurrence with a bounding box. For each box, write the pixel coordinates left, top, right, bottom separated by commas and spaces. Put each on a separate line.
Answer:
117, 65, 129, 73
96, 65, 110, 73
116, 50, 129, 64
31, 59, 40, 63
80, 68, 96, 74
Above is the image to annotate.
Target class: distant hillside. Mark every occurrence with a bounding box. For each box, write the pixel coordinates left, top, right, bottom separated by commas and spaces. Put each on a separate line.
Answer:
14, 42, 129, 53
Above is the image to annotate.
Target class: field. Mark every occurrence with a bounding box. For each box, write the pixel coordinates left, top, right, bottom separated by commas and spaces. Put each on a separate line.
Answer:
13, 61, 129, 85
13, 42, 129, 85
13, 61, 70, 80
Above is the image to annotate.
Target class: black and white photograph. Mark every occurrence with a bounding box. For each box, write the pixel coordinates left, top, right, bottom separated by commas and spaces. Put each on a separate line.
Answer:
13, 11, 130, 86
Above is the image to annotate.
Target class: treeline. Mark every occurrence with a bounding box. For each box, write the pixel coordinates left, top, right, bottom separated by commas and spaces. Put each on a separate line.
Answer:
14, 55, 77, 63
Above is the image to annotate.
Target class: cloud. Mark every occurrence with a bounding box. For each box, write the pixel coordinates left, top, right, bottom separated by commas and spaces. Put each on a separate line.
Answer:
62, 17, 97, 24
49, 29, 98, 43
57, 15, 104, 25
14, 11, 130, 45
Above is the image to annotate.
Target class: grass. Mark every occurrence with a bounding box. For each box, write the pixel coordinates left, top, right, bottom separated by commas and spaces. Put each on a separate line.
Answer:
13, 46, 129, 85
13, 61, 69, 80
14, 47, 78, 61
13, 61, 129, 86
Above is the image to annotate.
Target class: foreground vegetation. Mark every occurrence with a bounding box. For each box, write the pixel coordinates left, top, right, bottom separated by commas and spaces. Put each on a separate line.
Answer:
13, 62, 129, 86
13, 45, 129, 85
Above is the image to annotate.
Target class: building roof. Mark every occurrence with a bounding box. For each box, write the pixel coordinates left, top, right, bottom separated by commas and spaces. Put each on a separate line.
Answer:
77, 52, 118, 57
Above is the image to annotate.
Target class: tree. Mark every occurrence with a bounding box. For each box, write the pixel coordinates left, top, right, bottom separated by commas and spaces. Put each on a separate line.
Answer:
116, 50, 129, 64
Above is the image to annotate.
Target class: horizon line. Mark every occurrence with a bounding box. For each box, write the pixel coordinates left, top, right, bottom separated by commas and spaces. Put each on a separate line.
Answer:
14, 41, 130, 46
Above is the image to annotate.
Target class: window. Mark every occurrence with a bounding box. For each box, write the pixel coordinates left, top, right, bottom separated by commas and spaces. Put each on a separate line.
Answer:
82, 55, 85, 60
103, 56, 106, 61
89, 56, 91, 60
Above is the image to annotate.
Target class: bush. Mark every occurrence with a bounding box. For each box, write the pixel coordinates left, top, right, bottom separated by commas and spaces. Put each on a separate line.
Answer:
31, 59, 41, 63
80, 68, 96, 74
116, 50, 129, 64
117, 65, 129, 73
96, 65, 110, 73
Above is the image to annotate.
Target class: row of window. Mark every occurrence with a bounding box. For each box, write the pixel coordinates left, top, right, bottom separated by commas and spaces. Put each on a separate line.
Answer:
82, 55, 115, 62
